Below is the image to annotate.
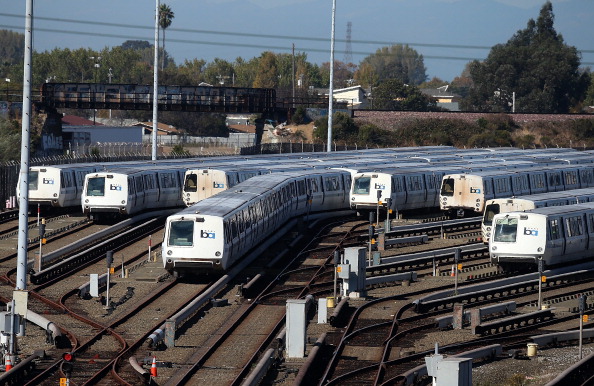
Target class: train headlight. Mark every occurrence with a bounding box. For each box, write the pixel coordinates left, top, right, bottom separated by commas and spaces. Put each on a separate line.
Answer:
491, 246, 497, 251
167, 250, 172, 255
121, 200, 125, 204
351, 197, 355, 201
85, 199, 89, 203
537, 247, 543, 252
215, 251, 221, 256
53, 193, 58, 197
476, 199, 480, 202
486, 232, 491, 237
486, 227, 491, 231
476, 203, 480, 207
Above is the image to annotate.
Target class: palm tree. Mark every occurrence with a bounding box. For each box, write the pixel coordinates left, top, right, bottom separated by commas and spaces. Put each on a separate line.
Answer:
159, 4, 174, 70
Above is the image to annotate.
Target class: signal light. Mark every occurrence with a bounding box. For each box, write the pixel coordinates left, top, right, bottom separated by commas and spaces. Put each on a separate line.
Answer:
62, 352, 74, 362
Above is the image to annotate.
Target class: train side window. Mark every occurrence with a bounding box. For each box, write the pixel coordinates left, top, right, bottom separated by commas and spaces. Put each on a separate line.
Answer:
580, 169, 594, 185
565, 216, 583, 237
297, 180, 306, 196
565, 171, 578, 185
393, 177, 404, 193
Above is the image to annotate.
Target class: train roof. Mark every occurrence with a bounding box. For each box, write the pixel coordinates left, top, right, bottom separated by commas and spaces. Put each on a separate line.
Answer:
496, 202, 594, 217
487, 188, 594, 204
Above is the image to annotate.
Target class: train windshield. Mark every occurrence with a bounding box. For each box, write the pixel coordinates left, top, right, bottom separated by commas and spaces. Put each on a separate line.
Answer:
483, 203, 500, 226
168, 220, 194, 246
493, 217, 518, 242
440, 178, 455, 197
353, 177, 371, 195
28, 171, 39, 191
184, 174, 198, 192
86, 177, 105, 197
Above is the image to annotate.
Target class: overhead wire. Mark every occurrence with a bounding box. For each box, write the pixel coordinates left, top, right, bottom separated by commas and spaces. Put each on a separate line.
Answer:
0, 12, 593, 65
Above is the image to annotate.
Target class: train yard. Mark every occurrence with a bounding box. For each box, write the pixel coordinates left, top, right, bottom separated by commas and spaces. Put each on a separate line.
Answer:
0, 207, 592, 385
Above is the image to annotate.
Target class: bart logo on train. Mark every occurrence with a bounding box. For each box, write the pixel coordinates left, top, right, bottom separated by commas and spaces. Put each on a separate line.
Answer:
470, 187, 481, 194
374, 183, 386, 190
200, 230, 216, 239
524, 227, 539, 236
43, 178, 54, 184
213, 182, 225, 189
109, 184, 122, 191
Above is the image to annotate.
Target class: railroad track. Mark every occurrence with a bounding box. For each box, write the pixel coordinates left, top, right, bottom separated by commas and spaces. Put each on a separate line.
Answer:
0, 211, 593, 385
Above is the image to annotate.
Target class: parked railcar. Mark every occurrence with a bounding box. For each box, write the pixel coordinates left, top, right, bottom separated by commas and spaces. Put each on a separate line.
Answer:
82, 165, 189, 217
481, 188, 594, 242
489, 202, 594, 270
162, 169, 352, 275
181, 157, 427, 207
439, 162, 594, 217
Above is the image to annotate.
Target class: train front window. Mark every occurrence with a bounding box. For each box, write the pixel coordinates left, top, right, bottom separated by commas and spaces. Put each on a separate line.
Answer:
440, 178, 455, 197
493, 217, 518, 242
483, 203, 500, 226
28, 171, 39, 191
184, 174, 198, 192
86, 177, 105, 197
168, 220, 194, 246
353, 177, 371, 195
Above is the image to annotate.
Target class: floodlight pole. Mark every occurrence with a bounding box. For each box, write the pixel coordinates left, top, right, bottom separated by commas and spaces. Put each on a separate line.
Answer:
151, 0, 160, 161
326, 0, 336, 152
15, 0, 34, 337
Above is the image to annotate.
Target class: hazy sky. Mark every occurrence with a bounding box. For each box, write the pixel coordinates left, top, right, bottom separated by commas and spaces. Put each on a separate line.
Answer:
1, 0, 592, 82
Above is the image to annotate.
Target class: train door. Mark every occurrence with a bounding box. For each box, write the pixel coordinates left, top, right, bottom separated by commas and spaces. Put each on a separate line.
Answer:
587, 211, 594, 254
127, 177, 137, 209
144, 174, 158, 209
134, 176, 145, 208
390, 175, 406, 210
546, 216, 565, 263
562, 213, 586, 260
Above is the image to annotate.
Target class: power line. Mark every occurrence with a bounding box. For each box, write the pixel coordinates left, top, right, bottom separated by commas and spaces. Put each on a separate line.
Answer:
0, 12, 593, 64
0, 24, 488, 62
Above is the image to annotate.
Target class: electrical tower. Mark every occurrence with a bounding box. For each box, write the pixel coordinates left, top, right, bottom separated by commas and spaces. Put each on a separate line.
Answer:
344, 21, 353, 65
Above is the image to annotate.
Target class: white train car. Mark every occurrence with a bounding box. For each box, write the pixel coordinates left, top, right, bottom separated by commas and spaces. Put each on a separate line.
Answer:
162, 169, 352, 274
481, 188, 594, 242
24, 164, 103, 208
489, 203, 594, 270
180, 156, 429, 207
82, 165, 189, 217
439, 163, 594, 217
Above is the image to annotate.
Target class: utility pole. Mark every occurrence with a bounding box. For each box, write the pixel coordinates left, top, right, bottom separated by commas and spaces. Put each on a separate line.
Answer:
16, 0, 34, 337
152, 0, 160, 161
326, 0, 336, 152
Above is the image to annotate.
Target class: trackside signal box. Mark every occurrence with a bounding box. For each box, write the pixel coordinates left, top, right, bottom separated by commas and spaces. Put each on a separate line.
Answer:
340, 247, 366, 298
